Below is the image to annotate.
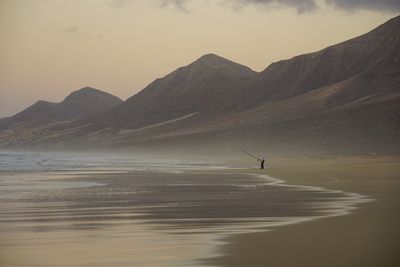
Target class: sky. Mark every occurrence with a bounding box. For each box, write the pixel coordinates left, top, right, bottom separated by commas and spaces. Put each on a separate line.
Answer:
0, 0, 398, 117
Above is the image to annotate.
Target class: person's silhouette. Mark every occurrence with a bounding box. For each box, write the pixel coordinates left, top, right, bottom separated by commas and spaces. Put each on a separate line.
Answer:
258, 158, 265, 169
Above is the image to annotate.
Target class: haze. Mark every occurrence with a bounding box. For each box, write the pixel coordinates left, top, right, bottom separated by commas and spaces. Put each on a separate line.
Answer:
0, 0, 396, 117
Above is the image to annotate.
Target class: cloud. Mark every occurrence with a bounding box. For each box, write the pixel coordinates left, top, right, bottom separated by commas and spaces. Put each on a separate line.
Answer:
156, 0, 316, 13
107, 0, 191, 12
59, 26, 103, 40
159, 0, 190, 12
326, 0, 400, 12
227, 0, 319, 13
105, 0, 400, 13
160, 0, 400, 13
60, 26, 79, 35
228, 0, 400, 13
108, 0, 134, 9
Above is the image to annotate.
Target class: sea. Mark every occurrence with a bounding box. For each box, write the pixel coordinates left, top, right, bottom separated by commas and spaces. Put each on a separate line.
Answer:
0, 150, 369, 267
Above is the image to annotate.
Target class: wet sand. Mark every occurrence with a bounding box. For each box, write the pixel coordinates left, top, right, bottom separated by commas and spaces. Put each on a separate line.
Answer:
0, 157, 371, 267
208, 156, 400, 267
1, 155, 398, 266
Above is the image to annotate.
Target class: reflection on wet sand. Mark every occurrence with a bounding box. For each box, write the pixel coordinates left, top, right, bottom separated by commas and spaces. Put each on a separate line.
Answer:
0, 169, 369, 267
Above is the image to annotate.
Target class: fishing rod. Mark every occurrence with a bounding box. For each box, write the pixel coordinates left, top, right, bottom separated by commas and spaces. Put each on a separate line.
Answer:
234, 146, 261, 161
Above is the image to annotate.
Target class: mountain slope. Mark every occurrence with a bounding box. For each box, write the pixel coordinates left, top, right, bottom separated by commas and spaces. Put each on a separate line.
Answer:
1, 16, 399, 154
85, 54, 256, 129
232, 15, 400, 108
0, 87, 123, 130
100, 16, 400, 153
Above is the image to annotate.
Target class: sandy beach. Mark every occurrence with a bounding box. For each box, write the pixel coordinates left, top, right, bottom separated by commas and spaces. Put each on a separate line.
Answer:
0, 153, 399, 267
208, 156, 400, 267
1, 2, 399, 266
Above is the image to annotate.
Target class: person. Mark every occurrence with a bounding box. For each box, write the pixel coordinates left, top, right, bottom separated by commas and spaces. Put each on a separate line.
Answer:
258, 157, 265, 169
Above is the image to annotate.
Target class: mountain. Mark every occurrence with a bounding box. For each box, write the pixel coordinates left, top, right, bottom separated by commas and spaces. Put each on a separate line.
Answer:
229, 14, 400, 108
0, 16, 399, 154
0, 87, 123, 130
83, 53, 256, 129
100, 15, 399, 154
193, 15, 399, 153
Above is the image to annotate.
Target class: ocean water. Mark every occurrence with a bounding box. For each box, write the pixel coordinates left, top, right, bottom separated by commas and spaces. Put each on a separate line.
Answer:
0, 150, 370, 267
0, 150, 227, 172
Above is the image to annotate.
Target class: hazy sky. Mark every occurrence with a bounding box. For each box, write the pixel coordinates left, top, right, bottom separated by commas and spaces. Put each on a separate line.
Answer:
0, 0, 398, 117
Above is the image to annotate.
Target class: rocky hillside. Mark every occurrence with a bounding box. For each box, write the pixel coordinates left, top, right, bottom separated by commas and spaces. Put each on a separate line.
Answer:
231, 15, 400, 108
1, 16, 399, 154
0, 87, 122, 130
83, 54, 256, 129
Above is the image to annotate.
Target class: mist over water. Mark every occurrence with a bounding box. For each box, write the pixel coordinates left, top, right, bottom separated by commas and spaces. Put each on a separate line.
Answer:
0, 151, 369, 266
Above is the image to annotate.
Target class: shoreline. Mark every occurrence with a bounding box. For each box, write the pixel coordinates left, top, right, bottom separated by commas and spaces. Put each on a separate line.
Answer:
1, 166, 357, 267
207, 156, 400, 267
1, 155, 399, 266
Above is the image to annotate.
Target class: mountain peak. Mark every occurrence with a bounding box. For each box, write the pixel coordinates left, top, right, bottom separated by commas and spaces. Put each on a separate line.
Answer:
69, 86, 104, 96
0, 87, 123, 131
34, 100, 53, 105
193, 53, 244, 67
181, 53, 256, 79
195, 53, 227, 63
78, 86, 98, 91
24, 100, 55, 113
63, 87, 122, 104
385, 14, 400, 26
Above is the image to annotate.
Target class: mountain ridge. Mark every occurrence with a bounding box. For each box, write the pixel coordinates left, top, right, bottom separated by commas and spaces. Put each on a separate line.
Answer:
83, 54, 257, 129
235, 14, 400, 106
0, 87, 123, 131
0, 15, 399, 154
